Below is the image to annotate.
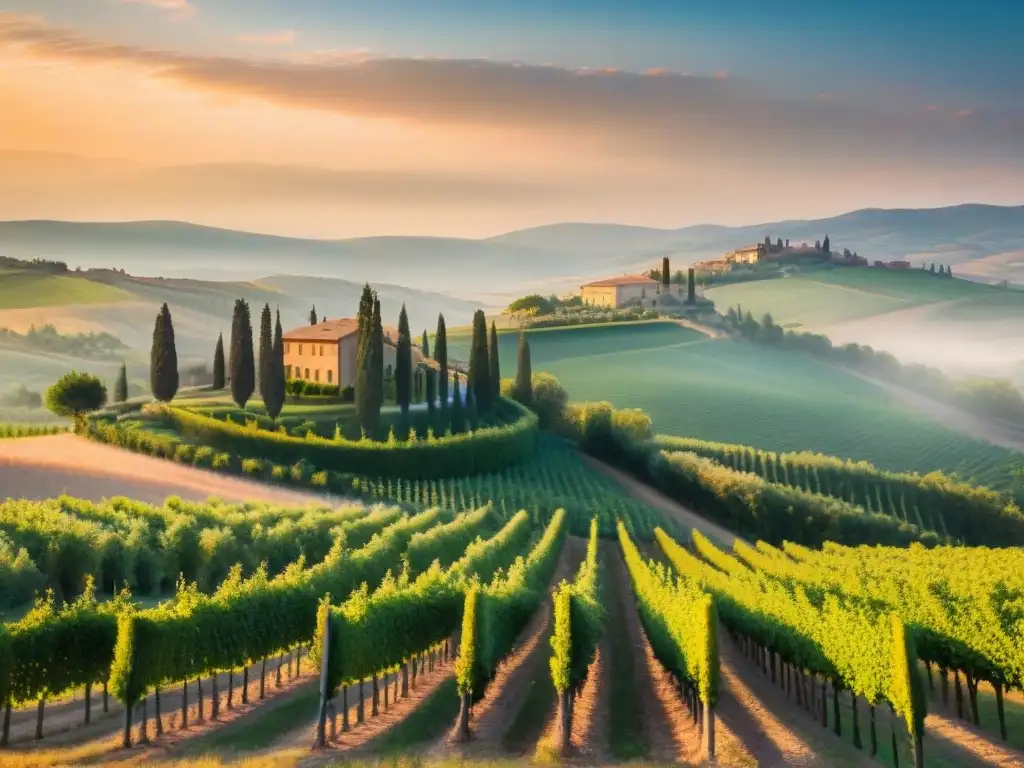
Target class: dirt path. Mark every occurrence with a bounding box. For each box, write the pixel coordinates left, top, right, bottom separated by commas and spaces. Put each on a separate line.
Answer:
584, 455, 742, 548
537, 641, 611, 763
0, 434, 340, 506
671, 317, 727, 338
273, 649, 456, 756
922, 712, 1024, 767
5, 652, 307, 748
435, 535, 585, 758
606, 541, 700, 764
842, 370, 1024, 453
714, 641, 871, 768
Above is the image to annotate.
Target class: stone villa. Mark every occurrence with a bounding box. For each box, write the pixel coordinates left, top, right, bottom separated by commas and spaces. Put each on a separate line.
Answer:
580, 274, 669, 308
283, 318, 427, 388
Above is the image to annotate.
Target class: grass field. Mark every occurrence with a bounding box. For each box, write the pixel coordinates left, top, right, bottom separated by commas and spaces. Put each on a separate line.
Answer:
452, 322, 1022, 488
704, 268, 1020, 329
0, 269, 134, 310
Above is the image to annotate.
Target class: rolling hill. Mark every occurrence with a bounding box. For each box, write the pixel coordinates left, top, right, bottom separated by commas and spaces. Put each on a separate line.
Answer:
2, 204, 1023, 304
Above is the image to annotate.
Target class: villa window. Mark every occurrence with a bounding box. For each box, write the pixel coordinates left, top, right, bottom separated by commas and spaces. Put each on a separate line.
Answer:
298, 344, 303, 355
304, 368, 309, 379
286, 365, 292, 378
327, 370, 333, 384
315, 370, 320, 382
319, 345, 324, 356
285, 342, 290, 354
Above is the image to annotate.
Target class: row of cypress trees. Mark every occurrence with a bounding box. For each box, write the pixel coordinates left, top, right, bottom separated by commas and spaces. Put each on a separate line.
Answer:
148, 294, 535, 432
149, 300, 286, 418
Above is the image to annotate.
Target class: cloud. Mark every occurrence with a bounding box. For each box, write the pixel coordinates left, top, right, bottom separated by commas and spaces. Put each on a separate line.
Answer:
0, 13, 1020, 165
232, 30, 296, 46
119, 0, 195, 20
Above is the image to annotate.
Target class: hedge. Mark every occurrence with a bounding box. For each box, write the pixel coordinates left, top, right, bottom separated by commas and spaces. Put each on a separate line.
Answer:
654, 435, 1024, 547
647, 450, 936, 548
159, 398, 539, 479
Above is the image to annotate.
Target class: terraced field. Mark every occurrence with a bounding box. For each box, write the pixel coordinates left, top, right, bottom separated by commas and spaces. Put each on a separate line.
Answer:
452, 322, 1022, 489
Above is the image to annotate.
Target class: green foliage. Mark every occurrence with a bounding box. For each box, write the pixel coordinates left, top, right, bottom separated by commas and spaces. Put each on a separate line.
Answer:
317, 507, 538, 697
0, 495, 393, 606
159, 397, 538, 479
758, 539, 1024, 695
6, 579, 126, 706
506, 294, 558, 317
150, 303, 179, 403
213, 332, 226, 390
514, 331, 533, 407
550, 517, 603, 695
396, 304, 412, 414
257, 303, 273, 408
265, 309, 286, 419
489, 321, 501, 401
655, 434, 1024, 547
405, 505, 495, 578
647, 449, 934, 547
621, 524, 718, 707
45, 371, 107, 420
459, 508, 567, 703
657, 528, 926, 752
113, 362, 128, 404
469, 310, 493, 413
109, 507, 447, 706
0, 423, 67, 439
435, 313, 449, 406
529, 372, 569, 430
455, 586, 478, 696
229, 298, 255, 409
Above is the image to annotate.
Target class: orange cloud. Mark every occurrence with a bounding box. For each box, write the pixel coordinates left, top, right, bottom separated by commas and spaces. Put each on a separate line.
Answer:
0, 13, 1019, 166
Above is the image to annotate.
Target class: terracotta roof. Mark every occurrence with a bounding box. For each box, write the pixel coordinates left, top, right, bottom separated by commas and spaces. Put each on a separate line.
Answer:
581, 274, 660, 288
283, 318, 359, 342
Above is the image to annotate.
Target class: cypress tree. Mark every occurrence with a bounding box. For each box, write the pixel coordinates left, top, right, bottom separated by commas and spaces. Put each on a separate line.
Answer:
229, 298, 255, 409
435, 314, 448, 406
396, 304, 412, 416
258, 303, 273, 404
465, 382, 478, 429
370, 296, 384, 428
450, 371, 464, 432
309, 306, 318, 325
687, 267, 697, 303
265, 309, 286, 419
150, 303, 179, 403
355, 284, 375, 433
823, 234, 831, 254
421, 330, 430, 358
468, 310, 491, 413
514, 331, 532, 406
114, 362, 128, 404
488, 321, 501, 400
213, 333, 226, 389
662, 256, 670, 288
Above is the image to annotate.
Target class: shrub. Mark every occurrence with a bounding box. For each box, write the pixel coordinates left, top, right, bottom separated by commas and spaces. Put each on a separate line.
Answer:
173, 444, 195, 464
529, 373, 569, 430
45, 372, 107, 425
212, 452, 232, 470
242, 457, 266, 475
193, 446, 215, 468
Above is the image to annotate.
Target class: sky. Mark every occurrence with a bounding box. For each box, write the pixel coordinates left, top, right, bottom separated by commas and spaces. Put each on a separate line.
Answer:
1, 0, 1022, 238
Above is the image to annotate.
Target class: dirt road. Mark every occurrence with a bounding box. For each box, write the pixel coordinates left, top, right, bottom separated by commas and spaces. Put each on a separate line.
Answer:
0, 434, 338, 506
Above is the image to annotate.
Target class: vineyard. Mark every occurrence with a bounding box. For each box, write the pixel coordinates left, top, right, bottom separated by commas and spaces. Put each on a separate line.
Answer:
1, 485, 1023, 767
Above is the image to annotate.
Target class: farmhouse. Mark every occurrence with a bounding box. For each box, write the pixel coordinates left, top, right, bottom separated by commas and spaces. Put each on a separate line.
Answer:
580, 274, 663, 308
726, 245, 764, 264
283, 318, 426, 388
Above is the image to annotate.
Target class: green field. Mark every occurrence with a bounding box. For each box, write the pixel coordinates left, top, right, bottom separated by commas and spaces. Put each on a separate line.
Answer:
704, 268, 1019, 329
453, 322, 1022, 488
0, 269, 134, 310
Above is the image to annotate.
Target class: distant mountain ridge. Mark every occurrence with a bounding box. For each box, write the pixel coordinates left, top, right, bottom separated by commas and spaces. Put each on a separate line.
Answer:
2, 203, 1023, 295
